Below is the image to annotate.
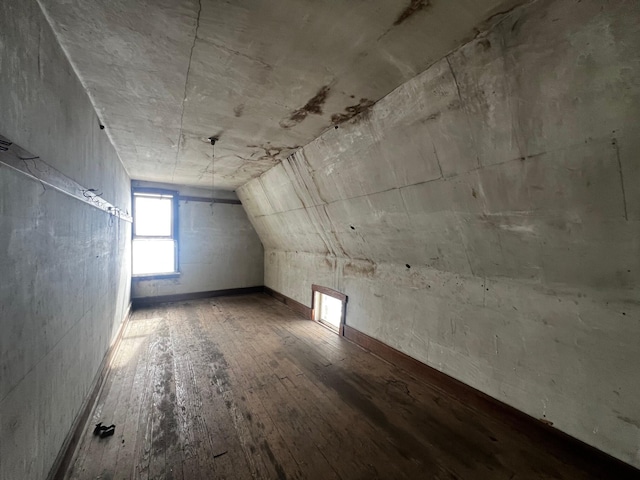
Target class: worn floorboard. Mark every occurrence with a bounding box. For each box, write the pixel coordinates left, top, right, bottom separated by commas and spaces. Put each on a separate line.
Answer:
64, 294, 623, 480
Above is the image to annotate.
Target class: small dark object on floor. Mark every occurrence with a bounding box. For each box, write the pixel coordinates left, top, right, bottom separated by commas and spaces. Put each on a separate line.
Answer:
213, 451, 228, 459
93, 422, 116, 438
100, 425, 116, 438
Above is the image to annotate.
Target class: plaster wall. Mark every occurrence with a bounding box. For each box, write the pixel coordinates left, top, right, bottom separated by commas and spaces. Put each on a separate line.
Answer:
238, 0, 640, 467
131, 183, 263, 299
0, 1, 131, 478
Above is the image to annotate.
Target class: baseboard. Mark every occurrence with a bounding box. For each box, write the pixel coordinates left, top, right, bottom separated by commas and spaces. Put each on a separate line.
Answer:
264, 286, 312, 319
342, 324, 640, 479
48, 302, 133, 480
132, 286, 265, 308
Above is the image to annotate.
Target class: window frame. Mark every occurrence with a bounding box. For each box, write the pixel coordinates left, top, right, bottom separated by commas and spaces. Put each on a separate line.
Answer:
311, 284, 348, 335
131, 187, 180, 279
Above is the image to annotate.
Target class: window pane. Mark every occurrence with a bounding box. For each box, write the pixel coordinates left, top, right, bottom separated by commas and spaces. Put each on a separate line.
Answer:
314, 292, 342, 329
132, 239, 175, 274
135, 196, 172, 236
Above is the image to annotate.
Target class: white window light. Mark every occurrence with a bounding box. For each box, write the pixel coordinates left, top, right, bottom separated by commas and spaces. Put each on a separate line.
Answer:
132, 190, 178, 276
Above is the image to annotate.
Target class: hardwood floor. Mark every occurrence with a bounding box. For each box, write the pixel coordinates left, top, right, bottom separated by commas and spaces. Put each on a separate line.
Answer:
64, 294, 626, 479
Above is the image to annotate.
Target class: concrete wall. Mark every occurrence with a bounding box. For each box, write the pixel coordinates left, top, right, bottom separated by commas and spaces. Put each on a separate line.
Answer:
131, 182, 263, 299
0, 1, 131, 479
237, 0, 640, 467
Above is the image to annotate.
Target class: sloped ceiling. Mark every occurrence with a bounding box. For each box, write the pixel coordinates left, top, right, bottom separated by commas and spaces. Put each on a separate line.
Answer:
39, 0, 522, 190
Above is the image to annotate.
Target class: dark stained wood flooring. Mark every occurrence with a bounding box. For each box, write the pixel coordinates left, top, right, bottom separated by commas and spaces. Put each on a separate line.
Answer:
64, 294, 625, 479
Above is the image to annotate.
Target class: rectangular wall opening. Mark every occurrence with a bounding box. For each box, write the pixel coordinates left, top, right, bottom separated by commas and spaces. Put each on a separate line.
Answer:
312, 285, 347, 334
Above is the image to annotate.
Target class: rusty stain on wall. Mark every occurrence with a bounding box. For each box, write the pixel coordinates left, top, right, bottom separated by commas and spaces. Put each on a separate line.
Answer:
394, 0, 430, 26
280, 85, 331, 128
344, 260, 377, 278
331, 98, 375, 125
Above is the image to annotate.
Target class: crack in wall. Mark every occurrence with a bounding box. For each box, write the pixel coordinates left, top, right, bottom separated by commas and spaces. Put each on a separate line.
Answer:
445, 55, 481, 169
612, 139, 629, 221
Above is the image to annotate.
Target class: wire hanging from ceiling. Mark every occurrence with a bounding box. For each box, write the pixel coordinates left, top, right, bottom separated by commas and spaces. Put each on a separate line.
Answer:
209, 136, 217, 214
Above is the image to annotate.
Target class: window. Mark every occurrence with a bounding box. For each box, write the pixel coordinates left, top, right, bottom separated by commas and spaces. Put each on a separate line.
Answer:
312, 285, 347, 334
132, 189, 179, 276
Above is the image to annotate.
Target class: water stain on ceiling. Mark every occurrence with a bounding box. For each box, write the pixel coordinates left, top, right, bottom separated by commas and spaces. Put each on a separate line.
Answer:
37, 0, 525, 189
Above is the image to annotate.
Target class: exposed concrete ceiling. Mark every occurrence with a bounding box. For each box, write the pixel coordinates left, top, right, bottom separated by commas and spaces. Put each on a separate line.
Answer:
39, 0, 522, 190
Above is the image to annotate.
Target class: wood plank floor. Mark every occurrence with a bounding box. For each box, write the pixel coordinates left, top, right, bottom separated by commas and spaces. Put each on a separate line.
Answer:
64, 294, 623, 480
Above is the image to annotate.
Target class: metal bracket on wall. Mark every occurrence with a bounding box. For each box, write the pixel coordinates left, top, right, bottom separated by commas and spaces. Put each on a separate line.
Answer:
0, 133, 132, 222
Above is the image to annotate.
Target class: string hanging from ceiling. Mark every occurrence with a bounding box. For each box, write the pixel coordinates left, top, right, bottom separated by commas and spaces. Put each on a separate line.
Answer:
209, 136, 217, 214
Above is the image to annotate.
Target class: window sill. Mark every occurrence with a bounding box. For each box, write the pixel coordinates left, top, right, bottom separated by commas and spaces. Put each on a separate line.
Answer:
132, 272, 181, 281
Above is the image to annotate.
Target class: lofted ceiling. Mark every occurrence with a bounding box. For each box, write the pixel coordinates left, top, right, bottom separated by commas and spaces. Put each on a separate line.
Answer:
39, 0, 522, 190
